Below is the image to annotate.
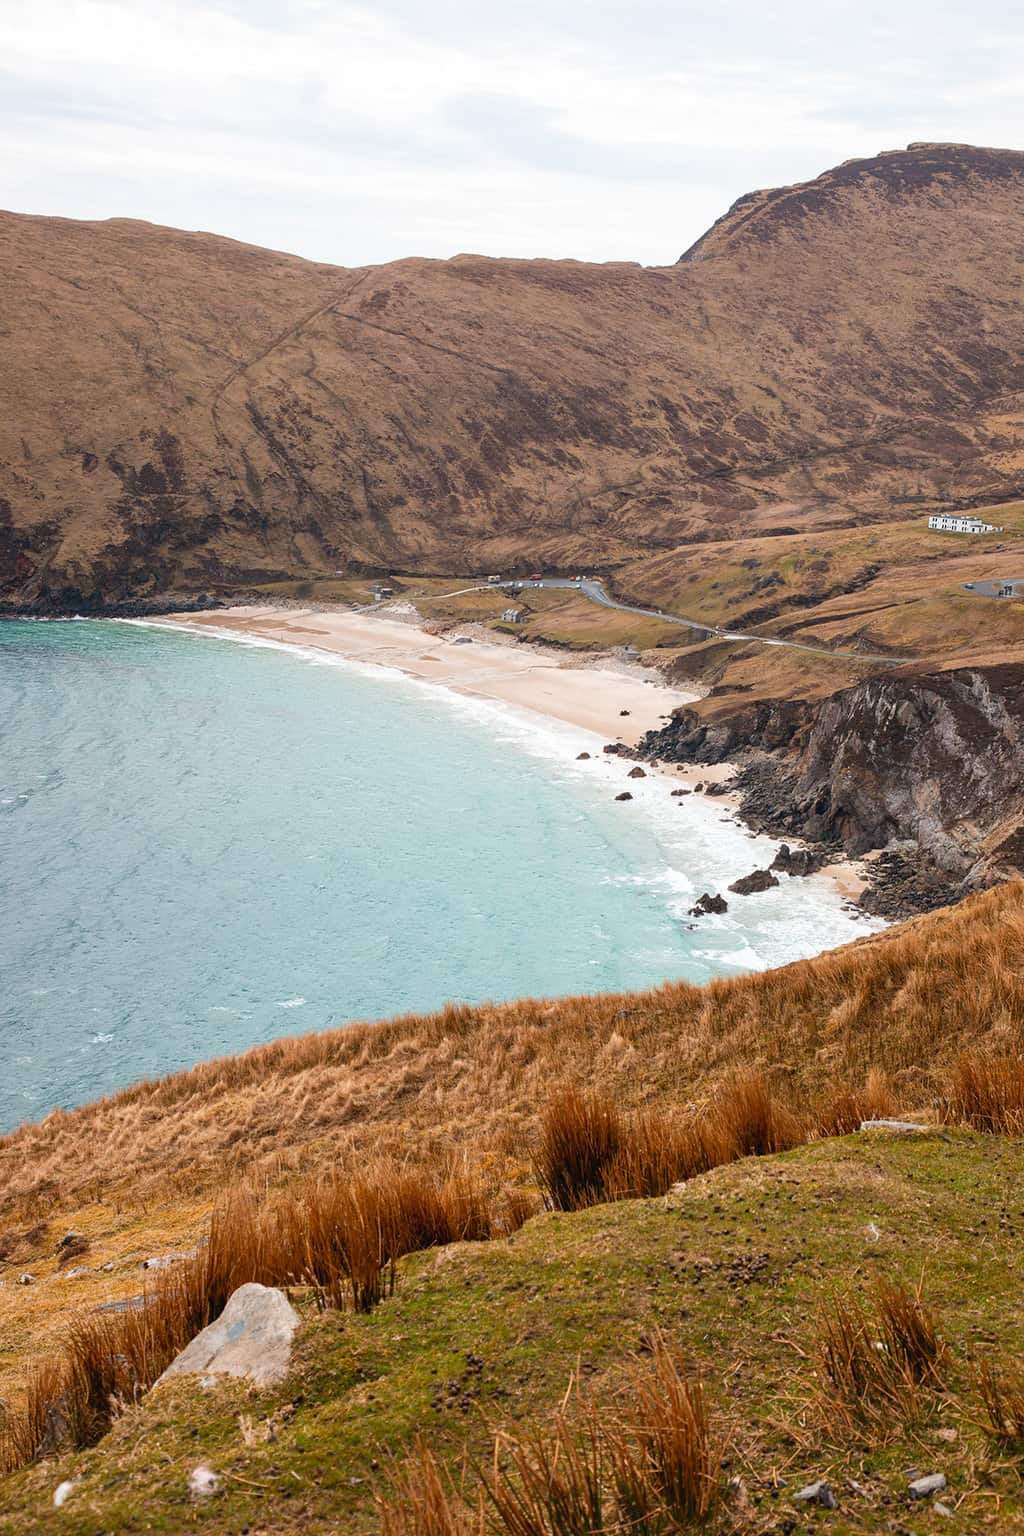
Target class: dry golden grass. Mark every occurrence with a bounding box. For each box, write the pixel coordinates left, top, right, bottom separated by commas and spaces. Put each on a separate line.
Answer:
379, 1341, 723, 1535
978, 1357, 1024, 1448
0, 1160, 493, 1474
2, 883, 1021, 1225
818, 1277, 946, 1429
941, 1052, 1024, 1134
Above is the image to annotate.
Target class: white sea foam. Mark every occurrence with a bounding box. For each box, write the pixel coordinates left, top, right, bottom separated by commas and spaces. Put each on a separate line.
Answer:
90, 1032, 114, 1044
277, 996, 306, 1009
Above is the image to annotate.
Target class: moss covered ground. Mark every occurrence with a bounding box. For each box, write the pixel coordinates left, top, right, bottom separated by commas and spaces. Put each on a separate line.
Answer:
5, 1127, 1024, 1534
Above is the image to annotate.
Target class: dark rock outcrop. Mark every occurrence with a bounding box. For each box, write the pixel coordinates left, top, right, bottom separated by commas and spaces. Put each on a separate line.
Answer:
628, 766, 646, 779
771, 843, 829, 877
615, 791, 633, 801
729, 868, 780, 896
642, 664, 1024, 915
689, 892, 728, 916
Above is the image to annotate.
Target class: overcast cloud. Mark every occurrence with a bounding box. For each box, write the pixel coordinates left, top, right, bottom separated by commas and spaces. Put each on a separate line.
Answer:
2, 0, 1022, 268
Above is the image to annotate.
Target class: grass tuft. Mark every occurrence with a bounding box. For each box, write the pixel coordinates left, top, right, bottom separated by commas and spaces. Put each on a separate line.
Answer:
942, 1053, 1024, 1135
535, 1087, 623, 1211
818, 1277, 945, 1427
978, 1357, 1024, 1448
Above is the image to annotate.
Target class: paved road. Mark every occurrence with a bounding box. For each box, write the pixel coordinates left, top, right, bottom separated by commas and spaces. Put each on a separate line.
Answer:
443, 577, 916, 666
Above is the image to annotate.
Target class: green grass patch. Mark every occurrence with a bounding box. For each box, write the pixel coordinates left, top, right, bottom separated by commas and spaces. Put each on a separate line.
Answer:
7, 1131, 1024, 1533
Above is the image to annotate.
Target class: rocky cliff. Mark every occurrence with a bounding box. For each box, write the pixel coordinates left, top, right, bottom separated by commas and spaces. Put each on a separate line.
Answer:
641, 665, 1024, 915
3, 142, 1024, 611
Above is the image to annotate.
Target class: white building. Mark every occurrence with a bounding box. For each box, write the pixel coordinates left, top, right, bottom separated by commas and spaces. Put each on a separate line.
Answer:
928, 513, 1002, 534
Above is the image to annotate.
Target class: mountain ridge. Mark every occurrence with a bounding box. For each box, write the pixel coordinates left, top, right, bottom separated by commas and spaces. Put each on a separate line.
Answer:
2, 142, 1024, 612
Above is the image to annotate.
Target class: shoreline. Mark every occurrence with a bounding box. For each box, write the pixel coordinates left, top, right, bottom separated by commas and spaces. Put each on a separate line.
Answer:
161, 604, 695, 746
159, 604, 872, 918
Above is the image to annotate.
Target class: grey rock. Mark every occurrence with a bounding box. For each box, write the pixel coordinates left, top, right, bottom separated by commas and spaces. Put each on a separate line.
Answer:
576, 752, 590, 760
934, 1501, 954, 1516
16, 1272, 35, 1285
97, 1294, 145, 1314
908, 1473, 947, 1500
793, 1479, 837, 1508
141, 1250, 193, 1270
859, 1119, 930, 1134
156, 1283, 300, 1389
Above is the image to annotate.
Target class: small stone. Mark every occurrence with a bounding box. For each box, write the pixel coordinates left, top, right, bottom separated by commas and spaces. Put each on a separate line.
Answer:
53, 1481, 76, 1508
935, 1427, 957, 1442
62, 1267, 90, 1280
576, 752, 590, 760
670, 787, 691, 796
619, 709, 630, 716
628, 766, 646, 779
188, 1465, 221, 1499
615, 791, 633, 801
17, 1273, 35, 1285
908, 1473, 947, 1500
934, 1501, 954, 1517
793, 1479, 837, 1509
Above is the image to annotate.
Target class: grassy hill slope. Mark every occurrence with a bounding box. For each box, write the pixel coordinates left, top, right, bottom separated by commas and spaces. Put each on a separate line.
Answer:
4, 1127, 1024, 1534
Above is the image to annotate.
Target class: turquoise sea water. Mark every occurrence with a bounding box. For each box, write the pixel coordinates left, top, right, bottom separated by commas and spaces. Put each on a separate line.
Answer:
0, 618, 873, 1132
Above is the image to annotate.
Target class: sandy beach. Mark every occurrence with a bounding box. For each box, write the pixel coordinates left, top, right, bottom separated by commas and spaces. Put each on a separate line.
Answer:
165, 605, 699, 747
164, 604, 870, 909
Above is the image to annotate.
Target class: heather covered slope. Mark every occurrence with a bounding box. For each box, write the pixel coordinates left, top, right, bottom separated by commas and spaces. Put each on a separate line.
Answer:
3, 142, 1024, 611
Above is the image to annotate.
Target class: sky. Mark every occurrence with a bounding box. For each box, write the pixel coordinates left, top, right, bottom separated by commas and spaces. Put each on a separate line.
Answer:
2, 0, 1022, 269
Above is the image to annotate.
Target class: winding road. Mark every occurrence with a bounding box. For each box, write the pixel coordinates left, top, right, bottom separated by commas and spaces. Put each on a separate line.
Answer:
438, 576, 916, 666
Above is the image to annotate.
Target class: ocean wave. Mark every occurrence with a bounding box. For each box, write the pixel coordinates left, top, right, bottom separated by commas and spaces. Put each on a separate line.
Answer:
276, 996, 307, 1009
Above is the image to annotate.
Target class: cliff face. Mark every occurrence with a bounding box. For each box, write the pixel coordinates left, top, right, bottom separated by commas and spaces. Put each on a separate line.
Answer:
641, 665, 1024, 908
3, 142, 1024, 611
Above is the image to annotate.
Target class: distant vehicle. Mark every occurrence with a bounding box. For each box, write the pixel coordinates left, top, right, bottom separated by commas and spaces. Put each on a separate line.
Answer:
528, 572, 543, 581
486, 574, 502, 584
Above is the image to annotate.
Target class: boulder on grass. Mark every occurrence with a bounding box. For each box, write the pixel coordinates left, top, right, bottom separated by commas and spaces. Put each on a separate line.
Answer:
156, 1283, 300, 1389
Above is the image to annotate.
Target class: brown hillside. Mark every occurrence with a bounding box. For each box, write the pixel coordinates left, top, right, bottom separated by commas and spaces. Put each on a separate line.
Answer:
3, 143, 1024, 611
